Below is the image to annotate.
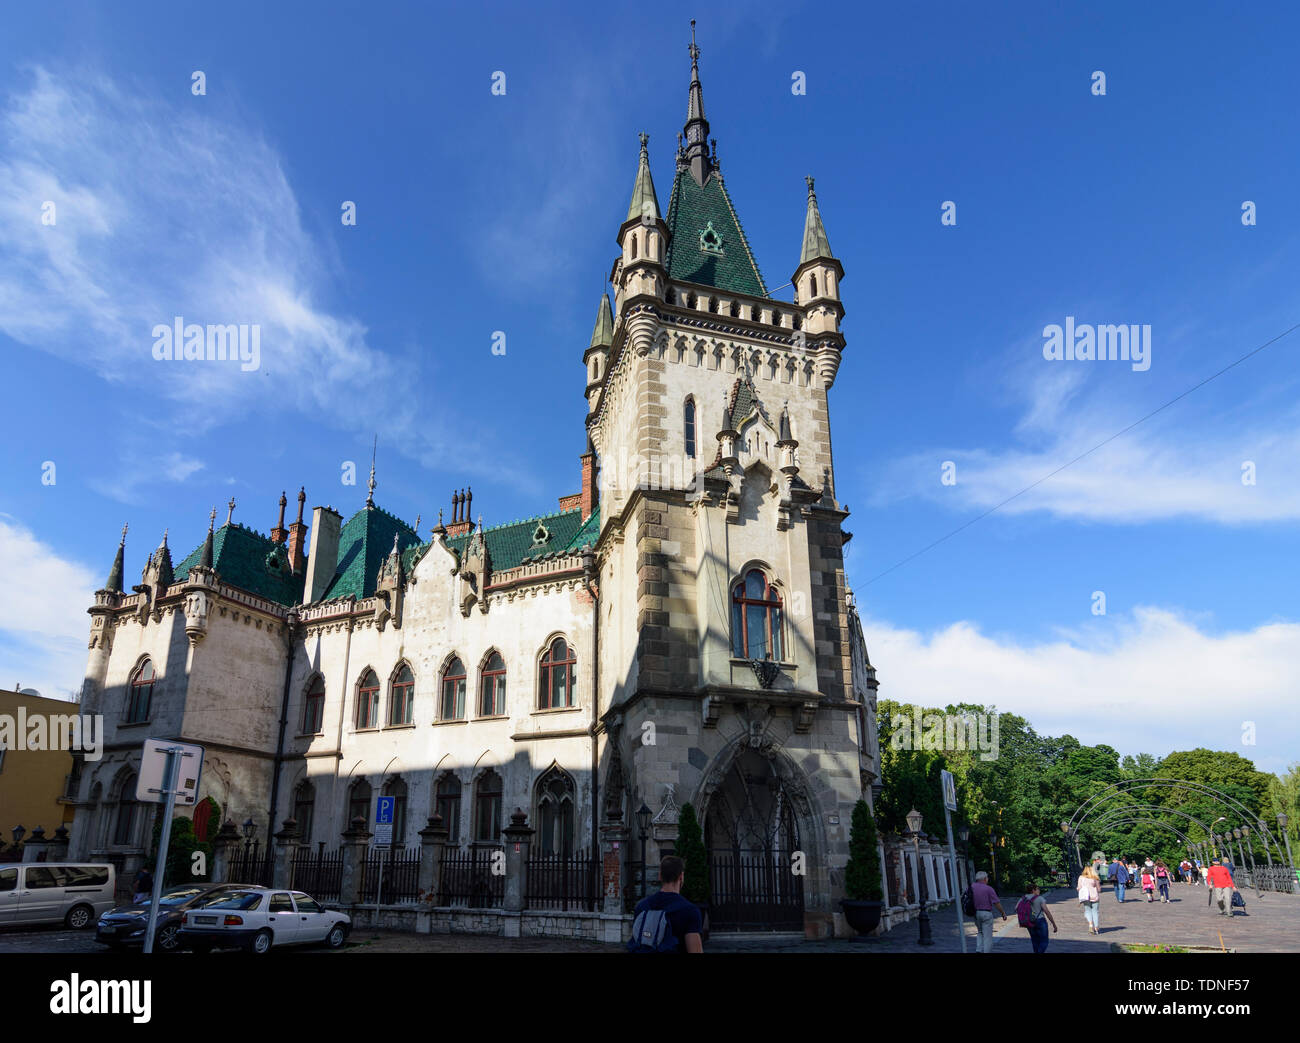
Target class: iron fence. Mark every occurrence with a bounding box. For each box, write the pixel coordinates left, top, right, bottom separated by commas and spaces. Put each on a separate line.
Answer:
708, 848, 805, 932
226, 841, 273, 886
1242, 864, 1299, 893
438, 846, 504, 908
361, 845, 421, 904
525, 848, 599, 911
291, 845, 344, 901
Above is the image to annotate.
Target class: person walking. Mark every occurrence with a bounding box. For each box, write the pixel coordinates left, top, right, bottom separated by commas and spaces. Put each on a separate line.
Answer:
1140, 865, 1156, 902
1205, 858, 1235, 917
1155, 860, 1171, 903
1077, 864, 1102, 934
1108, 857, 1129, 902
1179, 858, 1192, 886
628, 855, 703, 952
970, 869, 1007, 953
1018, 883, 1058, 953
131, 866, 153, 905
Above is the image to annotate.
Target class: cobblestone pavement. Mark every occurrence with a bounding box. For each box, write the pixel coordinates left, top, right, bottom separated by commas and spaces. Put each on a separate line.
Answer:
3, 883, 1296, 954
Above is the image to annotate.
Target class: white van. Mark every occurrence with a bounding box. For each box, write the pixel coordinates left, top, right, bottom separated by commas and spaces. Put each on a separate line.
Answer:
0, 863, 117, 929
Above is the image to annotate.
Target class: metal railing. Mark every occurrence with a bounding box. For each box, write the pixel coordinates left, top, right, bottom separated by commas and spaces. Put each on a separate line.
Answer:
438, 846, 504, 908
360, 845, 421, 905
525, 848, 600, 911
291, 845, 344, 901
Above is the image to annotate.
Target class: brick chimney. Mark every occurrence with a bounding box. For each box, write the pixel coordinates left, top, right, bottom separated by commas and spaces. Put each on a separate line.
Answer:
580, 450, 597, 521
270, 491, 288, 545
286, 487, 308, 573
446, 487, 475, 538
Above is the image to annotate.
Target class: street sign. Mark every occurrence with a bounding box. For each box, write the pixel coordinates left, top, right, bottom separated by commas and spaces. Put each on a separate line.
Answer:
374, 795, 395, 846
136, 738, 204, 805
941, 769, 957, 812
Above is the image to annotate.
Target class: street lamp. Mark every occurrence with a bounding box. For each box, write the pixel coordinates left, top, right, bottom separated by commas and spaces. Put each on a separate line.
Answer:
904, 808, 933, 946
635, 802, 651, 899
242, 817, 256, 854
1279, 814, 1297, 891
11, 825, 25, 847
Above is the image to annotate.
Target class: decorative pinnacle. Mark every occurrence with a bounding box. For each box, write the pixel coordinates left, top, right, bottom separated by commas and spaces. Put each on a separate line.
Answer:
366, 435, 377, 507
120, 523, 128, 545
689, 18, 699, 64
208, 506, 217, 532
226, 497, 236, 525
806, 175, 815, 197
639, 131, 648, 152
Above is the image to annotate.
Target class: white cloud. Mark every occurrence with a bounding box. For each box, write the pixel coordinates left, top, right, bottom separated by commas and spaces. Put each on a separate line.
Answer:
0, 65, 521, 481
0, 517, 96, 700
878, 351, 1300, 524
862, 607, 1300, 775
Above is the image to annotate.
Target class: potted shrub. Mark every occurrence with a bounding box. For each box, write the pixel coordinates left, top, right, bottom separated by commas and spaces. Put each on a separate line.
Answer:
841, 799, 884, 937
677, 802, 711, 939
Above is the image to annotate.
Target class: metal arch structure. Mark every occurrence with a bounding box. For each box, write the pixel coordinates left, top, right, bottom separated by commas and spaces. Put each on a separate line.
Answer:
1064, 777, 1296, 894
1086, 803, 1217, 844
1085, 807, 1215, 874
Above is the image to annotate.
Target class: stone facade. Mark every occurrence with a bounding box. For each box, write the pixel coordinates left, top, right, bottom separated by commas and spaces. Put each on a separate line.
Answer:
64, 31, 883, 939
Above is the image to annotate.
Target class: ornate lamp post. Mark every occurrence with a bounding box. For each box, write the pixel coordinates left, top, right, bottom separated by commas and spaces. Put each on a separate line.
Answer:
635, 802, 651, 899
905, 808, 934, 946
1279, 813, 1297, 892
10, 825, 25, 848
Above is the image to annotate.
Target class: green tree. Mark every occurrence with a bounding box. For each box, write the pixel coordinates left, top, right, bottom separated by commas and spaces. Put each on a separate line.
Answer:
676, 803, 710, 905
844, 800, 883, 901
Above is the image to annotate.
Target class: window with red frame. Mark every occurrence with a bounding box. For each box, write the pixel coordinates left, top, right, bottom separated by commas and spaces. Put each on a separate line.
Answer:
441, 657, 466, 720
731, 569, 784, 660
480, 652, 506, 716
356, 669, 380, 729
390, 664, 414, 725
538, 638, 576, 709
303, 675, 325, 734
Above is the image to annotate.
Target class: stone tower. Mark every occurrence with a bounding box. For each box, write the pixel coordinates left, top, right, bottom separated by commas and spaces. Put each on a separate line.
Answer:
587, 26, 876, 938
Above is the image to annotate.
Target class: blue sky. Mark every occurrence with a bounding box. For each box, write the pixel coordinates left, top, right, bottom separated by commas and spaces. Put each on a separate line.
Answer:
1, 1, 1296, 771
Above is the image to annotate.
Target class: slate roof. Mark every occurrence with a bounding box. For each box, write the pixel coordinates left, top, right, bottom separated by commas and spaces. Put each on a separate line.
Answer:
444, 505, 596, 572
665, 168, 768, 298
176, 523, 306, 606
321, 506, 422, 601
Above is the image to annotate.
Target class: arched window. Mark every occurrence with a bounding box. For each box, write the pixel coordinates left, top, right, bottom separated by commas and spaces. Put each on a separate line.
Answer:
302, 675, 325, 735
294, 781, 315, 842
810, 273, 818, 297
480, 652, 507, 717
731, 568, 784, 661
684, 398, 696, 458
347, 778, 372, 827
538, 638, 577, 709
383, 776, 408, 843
113, 772, 139, 845
125, 660, 155, 723
474, 770, 503, 844
435, 773, 462, 843
441, 657, 466, 720
389, 664, 414, 725
536, 767, 575, 856
355, 669, 380, 729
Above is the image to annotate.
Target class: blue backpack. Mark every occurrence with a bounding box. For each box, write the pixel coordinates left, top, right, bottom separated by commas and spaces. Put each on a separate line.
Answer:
627, 905, 679, 953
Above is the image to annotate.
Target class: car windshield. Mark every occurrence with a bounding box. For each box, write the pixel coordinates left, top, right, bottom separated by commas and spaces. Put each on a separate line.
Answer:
204, 891, 264, 910
159, 888, 206, 906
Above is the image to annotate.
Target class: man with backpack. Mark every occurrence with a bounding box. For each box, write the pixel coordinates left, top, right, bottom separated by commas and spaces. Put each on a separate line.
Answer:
1017, 883, 1058, 953
628, 855, 703, 953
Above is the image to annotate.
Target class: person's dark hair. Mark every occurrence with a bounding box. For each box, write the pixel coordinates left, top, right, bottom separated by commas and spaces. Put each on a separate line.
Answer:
660, 855, 685, 884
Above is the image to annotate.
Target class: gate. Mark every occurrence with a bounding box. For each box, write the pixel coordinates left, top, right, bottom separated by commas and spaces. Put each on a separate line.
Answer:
708, 848, 804, 931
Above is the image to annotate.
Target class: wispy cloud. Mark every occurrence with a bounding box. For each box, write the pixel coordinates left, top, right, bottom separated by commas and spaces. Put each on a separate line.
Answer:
0, 65, 523, 482
862, 607, 1300, 774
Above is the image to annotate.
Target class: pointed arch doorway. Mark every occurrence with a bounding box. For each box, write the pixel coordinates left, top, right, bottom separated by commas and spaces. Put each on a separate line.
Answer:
703, 749, 805, 931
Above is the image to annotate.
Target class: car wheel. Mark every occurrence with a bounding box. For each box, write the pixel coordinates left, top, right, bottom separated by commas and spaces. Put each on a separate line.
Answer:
326, 925, 346, 949
157, 924, 181, 951
247, 929, 273, 955
65, 905, 93, 930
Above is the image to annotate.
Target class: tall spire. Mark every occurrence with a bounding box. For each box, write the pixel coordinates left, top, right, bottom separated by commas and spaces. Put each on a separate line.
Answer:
800, 175, 834, 264
625, 132, 661, 223
681, 19, 712, 186
199, 507, 216, 570
590, 293, 614, 348
104, 523, 127, 593
366, 435, 377, 508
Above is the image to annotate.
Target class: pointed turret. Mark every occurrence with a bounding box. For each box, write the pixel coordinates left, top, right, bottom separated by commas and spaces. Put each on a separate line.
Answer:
626, 133, 661, 225
198, 508, 216, 570
103, 524, 127, 594
151, 530, 174, 589
792, 176, 846, 388
681, 20, 712, 187
613, 132, 669, 360
584, 293, 614, 413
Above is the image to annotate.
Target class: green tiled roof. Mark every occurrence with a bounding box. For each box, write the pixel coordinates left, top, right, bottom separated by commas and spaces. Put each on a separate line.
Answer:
176, 523, 306, 606
445, 506, 594, 572
665, 168, 767, 298
321, 506, 421, 602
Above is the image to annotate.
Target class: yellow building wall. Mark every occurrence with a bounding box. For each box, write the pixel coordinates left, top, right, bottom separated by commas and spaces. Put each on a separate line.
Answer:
0, 690, 77, 848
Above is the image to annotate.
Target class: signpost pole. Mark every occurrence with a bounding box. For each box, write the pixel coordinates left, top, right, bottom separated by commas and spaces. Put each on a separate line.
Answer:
143, 747, 179, 955
940, 769, 966, 953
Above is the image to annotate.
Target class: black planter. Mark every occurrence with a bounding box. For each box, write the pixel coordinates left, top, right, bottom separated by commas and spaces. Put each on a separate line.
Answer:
840, 899, 883, 937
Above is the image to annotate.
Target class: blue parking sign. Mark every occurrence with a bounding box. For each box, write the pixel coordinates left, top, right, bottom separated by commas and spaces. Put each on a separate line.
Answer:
376, 796, 395, 824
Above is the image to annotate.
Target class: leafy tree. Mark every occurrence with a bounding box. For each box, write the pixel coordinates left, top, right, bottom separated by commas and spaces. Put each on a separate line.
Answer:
150, 815, 213, 886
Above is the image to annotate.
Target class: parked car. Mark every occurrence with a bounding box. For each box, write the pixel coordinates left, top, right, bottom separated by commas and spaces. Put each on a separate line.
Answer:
96, 884, 251, 951
0, 863, 116, 929
179, 887, 350, 953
